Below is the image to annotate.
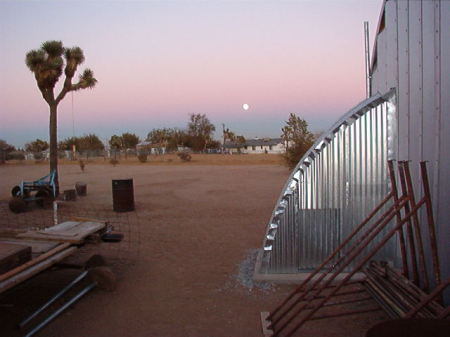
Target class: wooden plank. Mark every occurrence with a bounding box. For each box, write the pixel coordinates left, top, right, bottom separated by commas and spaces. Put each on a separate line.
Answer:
0, 247, 77, 295
0, 243, 31, 274
0, 243, 70, 282
260, 312, 274, 337
0, 239, 58, 255
17, 221, 106, 244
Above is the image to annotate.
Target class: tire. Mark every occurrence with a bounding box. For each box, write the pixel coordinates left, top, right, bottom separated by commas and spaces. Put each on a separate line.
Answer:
35, 188, 53, 208
11, 185, 21, 198
9, 197, 26, 213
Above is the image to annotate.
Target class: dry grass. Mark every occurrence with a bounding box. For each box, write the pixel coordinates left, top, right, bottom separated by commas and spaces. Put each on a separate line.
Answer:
3, 154, 285, 166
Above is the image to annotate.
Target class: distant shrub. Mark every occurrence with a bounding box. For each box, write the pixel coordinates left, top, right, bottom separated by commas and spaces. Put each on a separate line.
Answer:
7, 151, 25, 160
33, 152, 43, 160
137, 153, 148, 163
110, 158, 119, 166
177, 152, 191, 162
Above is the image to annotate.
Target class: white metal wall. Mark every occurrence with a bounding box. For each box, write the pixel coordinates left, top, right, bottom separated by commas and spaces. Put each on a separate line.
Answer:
370, 0, 450, 294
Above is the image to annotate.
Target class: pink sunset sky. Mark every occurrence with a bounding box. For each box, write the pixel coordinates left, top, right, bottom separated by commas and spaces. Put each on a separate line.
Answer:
0, 0, 382, 148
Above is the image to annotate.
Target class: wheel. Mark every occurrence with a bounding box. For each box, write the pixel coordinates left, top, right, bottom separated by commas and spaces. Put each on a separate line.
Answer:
11, 185, 21, 198
35, 188, 53, 208
9, 197, 26, 213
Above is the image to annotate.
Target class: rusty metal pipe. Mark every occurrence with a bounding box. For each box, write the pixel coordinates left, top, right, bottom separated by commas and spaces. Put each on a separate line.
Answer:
387, 161, 409, 277
365, 267, 435, 318
281, 197, 426, 337
438, 305, 450, 319
268, 191, 394, 321
368, 263, 442, 315
404, 277, 450, 318
397, 162, 419, 284
419, 162, 441, 286
375, 262, 443, 314
402, 161, 429, 291
364, 282, 398, 318
367, 268, 435, 317
308, 307, 381, 321
364, 272, 409, 317
273, 196, 413, 336
269, 194, 400, 327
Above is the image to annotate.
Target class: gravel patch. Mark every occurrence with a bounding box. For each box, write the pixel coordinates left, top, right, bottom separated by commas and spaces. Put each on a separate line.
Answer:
218, 249, 277, 293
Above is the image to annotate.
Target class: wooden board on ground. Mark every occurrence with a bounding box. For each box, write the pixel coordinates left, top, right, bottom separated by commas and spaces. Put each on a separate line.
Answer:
0, 245, 77, 294
17, 221, 106, 244
0, 239, 58, 255
260, 312, 274, 337
0, 242, 32, 274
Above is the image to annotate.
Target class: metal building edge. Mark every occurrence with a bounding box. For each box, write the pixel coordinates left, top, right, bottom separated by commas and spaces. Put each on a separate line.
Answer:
254, 88, 397, 281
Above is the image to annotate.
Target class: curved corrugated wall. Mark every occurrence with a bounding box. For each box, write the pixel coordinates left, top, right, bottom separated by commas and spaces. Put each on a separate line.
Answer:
259, 90, 397, 274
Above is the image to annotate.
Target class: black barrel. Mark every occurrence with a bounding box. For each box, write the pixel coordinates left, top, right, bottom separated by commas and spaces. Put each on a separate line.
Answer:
112, 179, 135, 212
75, 182, 87, 196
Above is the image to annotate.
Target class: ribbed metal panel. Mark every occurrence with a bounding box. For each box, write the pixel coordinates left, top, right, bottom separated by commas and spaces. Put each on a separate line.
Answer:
260, 90, 397, 274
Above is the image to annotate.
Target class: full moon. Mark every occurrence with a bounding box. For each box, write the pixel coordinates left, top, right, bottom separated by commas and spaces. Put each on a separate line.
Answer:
242, 103, 249, 110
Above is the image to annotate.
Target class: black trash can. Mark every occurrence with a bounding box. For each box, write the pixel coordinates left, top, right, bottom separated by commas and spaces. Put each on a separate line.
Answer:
75, 182, 87, 196
112, 179, 135, 212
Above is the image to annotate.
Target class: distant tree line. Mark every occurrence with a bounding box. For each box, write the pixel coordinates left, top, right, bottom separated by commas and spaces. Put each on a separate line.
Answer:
0, 139, 21, 162
2, 112, 315, 165
108, 133, 140, 151
59, 134, 105, 152
145, 113, 220, 153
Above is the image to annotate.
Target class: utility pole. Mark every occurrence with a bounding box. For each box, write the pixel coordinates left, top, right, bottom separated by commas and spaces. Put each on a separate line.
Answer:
364, 21, 371, 98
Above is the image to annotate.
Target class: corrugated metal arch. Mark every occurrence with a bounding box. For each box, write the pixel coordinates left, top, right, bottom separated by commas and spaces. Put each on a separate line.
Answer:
258, 89, 397, 275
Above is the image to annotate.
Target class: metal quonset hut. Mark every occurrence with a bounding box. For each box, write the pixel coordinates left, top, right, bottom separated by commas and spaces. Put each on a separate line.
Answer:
255, 0, 450, 300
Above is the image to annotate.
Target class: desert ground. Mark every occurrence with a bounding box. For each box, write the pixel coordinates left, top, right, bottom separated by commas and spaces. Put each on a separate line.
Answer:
0, 155, 385, 337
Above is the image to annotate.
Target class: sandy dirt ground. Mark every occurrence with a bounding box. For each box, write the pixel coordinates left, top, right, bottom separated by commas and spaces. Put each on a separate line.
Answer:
0, 159, 386, 337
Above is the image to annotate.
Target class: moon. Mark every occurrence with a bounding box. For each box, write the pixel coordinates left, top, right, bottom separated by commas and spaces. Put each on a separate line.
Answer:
242, 103, 249, 110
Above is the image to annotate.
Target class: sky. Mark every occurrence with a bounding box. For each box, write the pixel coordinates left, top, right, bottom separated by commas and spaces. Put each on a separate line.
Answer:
0, 0, 383, 148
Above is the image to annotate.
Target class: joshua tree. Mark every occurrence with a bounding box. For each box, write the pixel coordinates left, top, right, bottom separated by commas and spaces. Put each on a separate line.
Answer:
25, 40, 97, 194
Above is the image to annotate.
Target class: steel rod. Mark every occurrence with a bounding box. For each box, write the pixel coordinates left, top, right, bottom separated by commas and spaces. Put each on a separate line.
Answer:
19, 270, 89, 328
24, 282, 96, 337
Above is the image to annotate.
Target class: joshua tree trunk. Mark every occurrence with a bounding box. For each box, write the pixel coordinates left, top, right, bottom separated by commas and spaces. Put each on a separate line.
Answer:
49, 103, 59, 195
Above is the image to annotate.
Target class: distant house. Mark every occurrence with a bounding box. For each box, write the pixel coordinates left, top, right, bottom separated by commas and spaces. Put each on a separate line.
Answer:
136, 141, 166, 155
224, 137, 286, 154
